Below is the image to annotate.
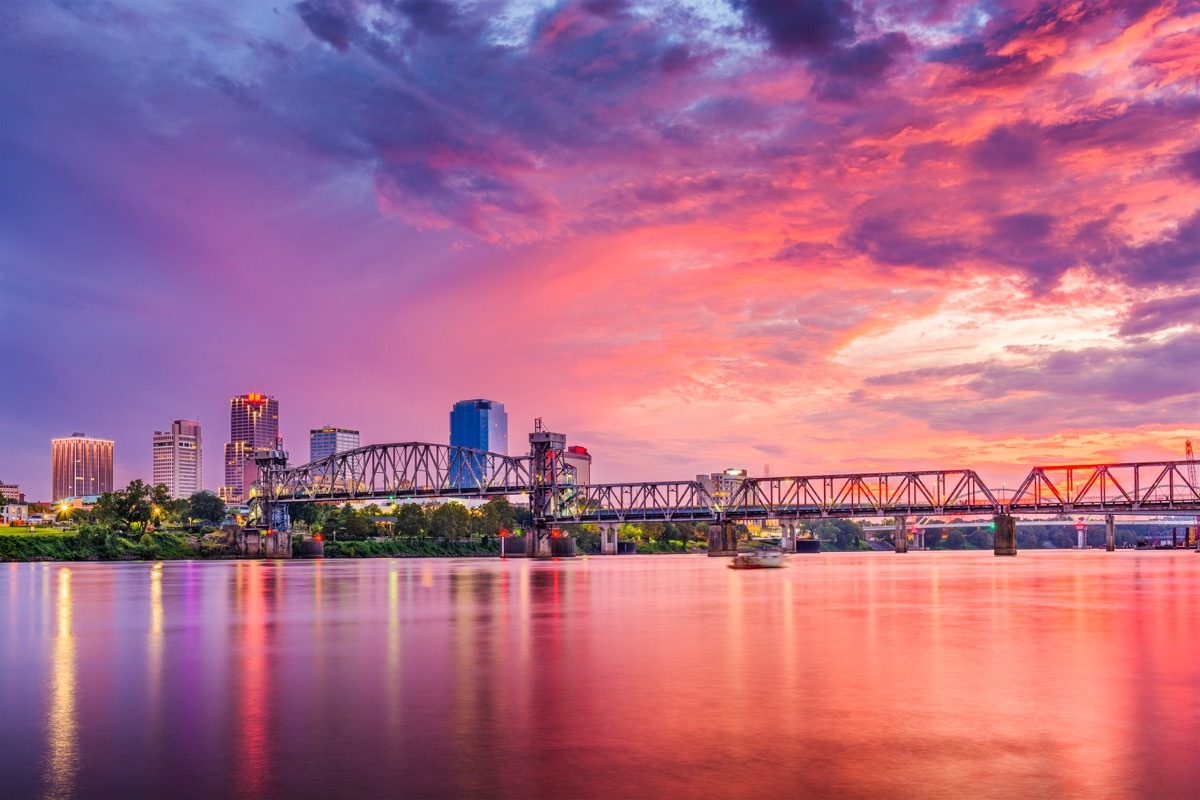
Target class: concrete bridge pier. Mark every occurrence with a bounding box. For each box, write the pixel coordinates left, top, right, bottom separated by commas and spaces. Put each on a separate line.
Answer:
707, 521, 738, 557
600, 524, 618, 555
894, 516, 908, 553
780, 519, 796, 552
915, 528, 925, 549
993, 513, 1017, 556
531, 527, 553, 558
1105, 514, 1115, 552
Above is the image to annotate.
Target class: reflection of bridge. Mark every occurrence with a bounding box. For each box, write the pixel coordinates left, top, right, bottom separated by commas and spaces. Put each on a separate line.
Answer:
250, 426, 1200, 558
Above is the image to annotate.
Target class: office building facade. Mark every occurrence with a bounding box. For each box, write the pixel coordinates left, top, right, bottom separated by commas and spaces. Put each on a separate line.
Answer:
153, 420, 203, 499
697, 469, 747, 507
449, 399, 508, 454
51, 433, 114, 501
0, 480, 22, 503
449, 399, 508, 488
310, 426, 360, 462
221, 393, 279, 503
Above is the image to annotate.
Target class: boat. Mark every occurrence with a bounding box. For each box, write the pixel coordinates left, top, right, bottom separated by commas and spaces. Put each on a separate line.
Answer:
728, 548, 785, 569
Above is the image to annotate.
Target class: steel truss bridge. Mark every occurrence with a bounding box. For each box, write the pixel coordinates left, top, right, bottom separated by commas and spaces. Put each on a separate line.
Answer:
253, 442, 1200, 525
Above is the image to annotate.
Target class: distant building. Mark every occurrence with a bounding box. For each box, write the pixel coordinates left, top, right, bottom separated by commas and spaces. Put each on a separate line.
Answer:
310, 426, 360, 462
153, 419, 202, 499
2, 504, 29, 524
221, 393, 279, 503
564, 445, 592, 485
697, 468, 747, 507
449, 399, 508, 488
51, 433, 114, 502
449, 399, 508, 454
0, 480, 22, 503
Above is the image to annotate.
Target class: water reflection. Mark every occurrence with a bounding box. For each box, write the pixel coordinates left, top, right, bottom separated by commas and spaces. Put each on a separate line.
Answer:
1, 553, 1196, 799
149, 563, 164, 704
44, 568, 77, 800
236, 562, 269, 799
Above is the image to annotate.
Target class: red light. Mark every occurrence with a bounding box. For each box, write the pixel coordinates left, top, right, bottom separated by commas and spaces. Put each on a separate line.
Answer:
314, 533, 323, 542
499, 529, 509, 538
551, 529, 562, 538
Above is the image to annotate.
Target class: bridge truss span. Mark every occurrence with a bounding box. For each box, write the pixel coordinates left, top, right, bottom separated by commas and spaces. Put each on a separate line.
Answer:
264, 442, 532, 503
727, 470, 1000, 519
559, 482, 715, 524
1008, 461, 1200, 515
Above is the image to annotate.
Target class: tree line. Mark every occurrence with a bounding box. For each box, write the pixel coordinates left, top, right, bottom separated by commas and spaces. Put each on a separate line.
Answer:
57, 479, 227, 531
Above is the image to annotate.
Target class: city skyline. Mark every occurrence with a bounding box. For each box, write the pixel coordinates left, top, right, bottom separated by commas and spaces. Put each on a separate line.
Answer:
2, 1, 1197, 502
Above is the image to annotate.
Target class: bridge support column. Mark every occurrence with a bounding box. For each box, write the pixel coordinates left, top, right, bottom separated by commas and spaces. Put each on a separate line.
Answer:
993, 513, 1017, 556
895, 516, 908, 553
780, 520, 796, 552
916, 529, 925, 550
600, 524, 618, 555
707, 521, 738, 557
1105, 515, 1115, 552
530, 526, 553, 558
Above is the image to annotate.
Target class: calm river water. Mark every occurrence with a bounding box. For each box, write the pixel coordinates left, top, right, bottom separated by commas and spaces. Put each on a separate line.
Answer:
2, 552, 1197, 799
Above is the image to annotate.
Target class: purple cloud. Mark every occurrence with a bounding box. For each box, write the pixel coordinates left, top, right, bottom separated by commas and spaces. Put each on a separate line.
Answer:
1120, 293, 1200, 337
731, 0, 855, 57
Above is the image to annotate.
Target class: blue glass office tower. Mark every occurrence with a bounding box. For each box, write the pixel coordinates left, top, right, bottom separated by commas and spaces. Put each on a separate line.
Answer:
449, 399, 508, 454
449, 399, 507, 489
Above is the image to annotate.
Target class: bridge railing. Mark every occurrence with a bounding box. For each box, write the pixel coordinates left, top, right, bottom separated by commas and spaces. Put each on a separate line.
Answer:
1008, 461, 1200, 514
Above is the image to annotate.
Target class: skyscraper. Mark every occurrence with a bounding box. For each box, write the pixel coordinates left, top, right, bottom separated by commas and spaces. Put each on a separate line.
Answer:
221, 393, 279, 503
449, 399, 508, 488
51, 433, 114, 501
153, 420, 202, 499
309, 426, 360, 462
449, 399, 508, 454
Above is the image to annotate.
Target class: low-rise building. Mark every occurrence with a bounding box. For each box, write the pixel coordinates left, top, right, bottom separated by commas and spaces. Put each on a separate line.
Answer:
0, 480, 23, 503
2, 504, 29, 524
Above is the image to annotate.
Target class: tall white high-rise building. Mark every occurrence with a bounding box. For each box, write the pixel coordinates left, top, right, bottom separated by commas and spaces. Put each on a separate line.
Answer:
153, 420, 203, 499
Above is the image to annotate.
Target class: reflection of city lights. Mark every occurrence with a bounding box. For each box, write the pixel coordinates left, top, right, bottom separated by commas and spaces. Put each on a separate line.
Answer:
46, 569, 77, 799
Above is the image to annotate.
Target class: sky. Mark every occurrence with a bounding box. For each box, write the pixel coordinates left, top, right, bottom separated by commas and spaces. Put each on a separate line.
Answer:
1, 0, 1198, 501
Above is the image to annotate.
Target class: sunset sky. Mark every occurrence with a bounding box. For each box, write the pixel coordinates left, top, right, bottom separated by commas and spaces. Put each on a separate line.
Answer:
2, 0, 1197, 500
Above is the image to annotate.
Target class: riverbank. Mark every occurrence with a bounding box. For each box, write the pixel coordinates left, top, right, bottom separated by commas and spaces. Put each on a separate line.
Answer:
0, 532, 709, 561
0, 531, 876, 562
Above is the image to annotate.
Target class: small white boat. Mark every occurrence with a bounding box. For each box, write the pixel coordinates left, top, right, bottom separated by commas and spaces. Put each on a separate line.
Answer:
728, 548, 785, 569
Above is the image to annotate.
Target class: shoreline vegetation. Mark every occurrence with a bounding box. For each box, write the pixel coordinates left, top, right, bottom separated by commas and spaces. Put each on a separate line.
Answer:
0, 520, 1173, 563
3, 480, 1175, 563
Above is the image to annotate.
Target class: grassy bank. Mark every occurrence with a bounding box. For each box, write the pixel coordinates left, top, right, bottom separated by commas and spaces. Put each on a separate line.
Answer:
0, 528, 233, 562
315, 538, 503, 558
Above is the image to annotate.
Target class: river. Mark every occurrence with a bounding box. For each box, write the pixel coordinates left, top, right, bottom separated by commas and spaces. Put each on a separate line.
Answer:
2, 551, 1197, 799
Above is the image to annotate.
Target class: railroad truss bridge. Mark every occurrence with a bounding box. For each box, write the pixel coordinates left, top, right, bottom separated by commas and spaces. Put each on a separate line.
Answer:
248, 425, 1200, 558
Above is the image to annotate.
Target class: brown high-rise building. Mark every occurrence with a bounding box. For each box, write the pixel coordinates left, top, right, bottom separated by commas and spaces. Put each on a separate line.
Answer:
221, 393, 279, 503
51, 433, 114, 501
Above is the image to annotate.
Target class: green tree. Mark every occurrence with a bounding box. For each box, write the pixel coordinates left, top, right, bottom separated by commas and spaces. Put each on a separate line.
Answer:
811, 519, 864, 550
330, 504, 371, 540
187, 491, 226, 525
429, 502, 471, 538
477, 497, 518, 536
396, 503, 426, 537
288, 501, 320, 529
94, 479, 154, 530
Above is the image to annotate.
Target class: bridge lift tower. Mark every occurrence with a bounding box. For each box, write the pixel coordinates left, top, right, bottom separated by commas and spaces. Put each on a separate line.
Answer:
1187, 439, 1197, 548
528, 419, 569, 558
